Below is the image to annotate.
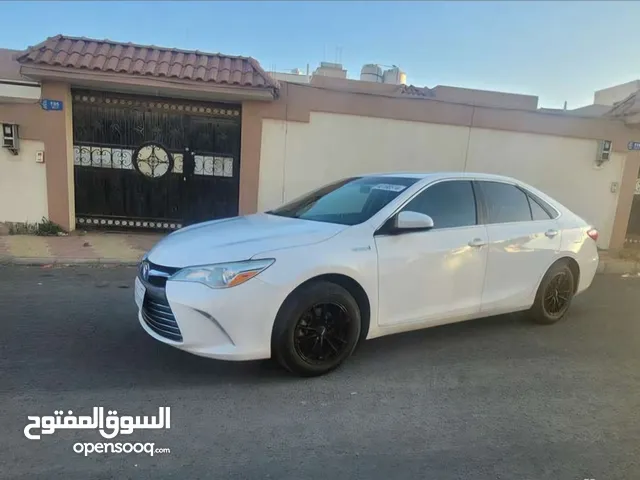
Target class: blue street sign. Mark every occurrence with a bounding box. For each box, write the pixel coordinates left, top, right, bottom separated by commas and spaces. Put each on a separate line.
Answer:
628, 141, 640, 151
40, 99, 63, 111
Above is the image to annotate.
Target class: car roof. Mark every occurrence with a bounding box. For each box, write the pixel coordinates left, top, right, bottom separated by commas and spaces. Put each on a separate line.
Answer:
365, 171, 565, 214
365, 171, 522, 183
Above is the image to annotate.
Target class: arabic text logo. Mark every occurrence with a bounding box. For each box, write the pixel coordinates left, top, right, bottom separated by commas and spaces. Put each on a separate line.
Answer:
24, 407, 170, 440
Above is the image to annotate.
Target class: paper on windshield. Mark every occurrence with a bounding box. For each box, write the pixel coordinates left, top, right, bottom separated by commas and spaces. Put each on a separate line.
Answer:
371, 184, 407, 193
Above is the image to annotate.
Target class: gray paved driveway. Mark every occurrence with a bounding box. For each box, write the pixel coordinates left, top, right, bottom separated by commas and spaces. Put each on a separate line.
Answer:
1, 266, 639, 479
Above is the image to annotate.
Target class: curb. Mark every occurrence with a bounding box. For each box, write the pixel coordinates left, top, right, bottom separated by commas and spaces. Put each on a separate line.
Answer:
0, 257, 140, 266
0, 257, 638, 273
597, 260, 640, 275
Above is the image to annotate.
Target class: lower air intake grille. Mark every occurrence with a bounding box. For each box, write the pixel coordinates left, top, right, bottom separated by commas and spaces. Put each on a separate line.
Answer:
141, 294, 183, 342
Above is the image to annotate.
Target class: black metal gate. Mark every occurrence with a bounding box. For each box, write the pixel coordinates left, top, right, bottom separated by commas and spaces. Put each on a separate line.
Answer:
72, 90, 241, 231
627, 176, 640, 242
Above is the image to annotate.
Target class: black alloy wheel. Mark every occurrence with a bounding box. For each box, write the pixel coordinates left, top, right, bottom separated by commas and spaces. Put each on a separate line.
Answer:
294, 303, 351, 365
529, 261, 575, 325
542, 271, 573, 318
271, 281, 361, 377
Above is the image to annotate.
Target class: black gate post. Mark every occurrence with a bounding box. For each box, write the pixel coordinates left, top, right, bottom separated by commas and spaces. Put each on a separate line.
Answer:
181, 147, 196, 226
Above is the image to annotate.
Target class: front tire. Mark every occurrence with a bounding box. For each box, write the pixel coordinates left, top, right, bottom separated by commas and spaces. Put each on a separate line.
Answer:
271, 281, 361, 377
529, 261, 575, 325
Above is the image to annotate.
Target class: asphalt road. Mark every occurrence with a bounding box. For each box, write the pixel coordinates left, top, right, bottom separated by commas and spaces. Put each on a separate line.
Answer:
1, 266, 639, 480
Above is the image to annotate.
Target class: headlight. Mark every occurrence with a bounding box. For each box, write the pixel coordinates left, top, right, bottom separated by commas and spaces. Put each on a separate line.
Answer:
170, 259, 275, 289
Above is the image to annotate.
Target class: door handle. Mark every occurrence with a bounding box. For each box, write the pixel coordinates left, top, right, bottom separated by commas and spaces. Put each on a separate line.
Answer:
468, 238, 487, 248
545, 229, 559, 238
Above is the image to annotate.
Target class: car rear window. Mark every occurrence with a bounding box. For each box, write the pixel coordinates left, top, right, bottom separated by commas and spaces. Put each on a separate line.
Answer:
479, 181, 532, 224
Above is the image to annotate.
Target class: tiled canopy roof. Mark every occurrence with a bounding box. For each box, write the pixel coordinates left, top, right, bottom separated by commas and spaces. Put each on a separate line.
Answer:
16, 35, 277, 90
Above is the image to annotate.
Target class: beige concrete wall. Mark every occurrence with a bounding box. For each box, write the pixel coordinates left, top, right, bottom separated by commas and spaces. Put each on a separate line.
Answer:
0, 83, 41, 103
259, 113, 470, 209
258, 112, 625, 248
0, 81, 74, 230
431, 85, 538, 110
0, 140, 48, 223
270, 72, 310, 84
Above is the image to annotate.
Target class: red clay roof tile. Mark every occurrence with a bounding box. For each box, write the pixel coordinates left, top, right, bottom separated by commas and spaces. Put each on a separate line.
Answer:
118, 57, 131, 72
70, 41, 84, 55
92, 54, 107, 70
85, 42, 98, 56
122, 45, 135, 60
132, 58, 145, 74
169, 62, 182, 77
79, 54, 92, 69
16, 35, 277, 91
106, 55, 119, 71
66, 52, 80, 67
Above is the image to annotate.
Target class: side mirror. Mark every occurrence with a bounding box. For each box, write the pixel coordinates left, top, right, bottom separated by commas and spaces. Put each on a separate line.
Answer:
394, 211, 434, 232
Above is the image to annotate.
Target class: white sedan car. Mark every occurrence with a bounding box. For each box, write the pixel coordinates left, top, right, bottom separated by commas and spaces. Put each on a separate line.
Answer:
135, 172, 599, 376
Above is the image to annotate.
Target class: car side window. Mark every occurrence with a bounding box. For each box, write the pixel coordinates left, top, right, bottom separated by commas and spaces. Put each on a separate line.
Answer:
403, 180, 477, 229
480, 181, 532, 224
528, 195, 553, 221
528, 193, 558, 219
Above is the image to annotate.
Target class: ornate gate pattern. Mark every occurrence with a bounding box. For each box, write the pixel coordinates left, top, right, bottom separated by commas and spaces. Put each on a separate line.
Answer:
72, 90, 241, 230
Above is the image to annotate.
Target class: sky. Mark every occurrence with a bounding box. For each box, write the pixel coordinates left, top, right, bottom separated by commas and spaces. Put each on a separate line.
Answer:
1, 1, 639, 108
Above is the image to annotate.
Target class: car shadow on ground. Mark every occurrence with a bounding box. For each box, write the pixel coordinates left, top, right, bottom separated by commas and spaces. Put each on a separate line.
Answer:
9, 305, 566, 393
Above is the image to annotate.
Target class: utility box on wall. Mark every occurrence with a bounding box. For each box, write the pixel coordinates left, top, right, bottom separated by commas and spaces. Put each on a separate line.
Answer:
596, 140, 612, 166
2, 123, 19, 155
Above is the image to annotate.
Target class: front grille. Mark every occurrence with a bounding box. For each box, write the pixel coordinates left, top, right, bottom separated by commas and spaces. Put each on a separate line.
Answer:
149, 276, 168, 288
141, 261, 180, 288
141, 293, 183, 342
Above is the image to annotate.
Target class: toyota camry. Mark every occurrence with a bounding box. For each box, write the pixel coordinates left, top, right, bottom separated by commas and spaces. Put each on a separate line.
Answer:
135, 172, 599, 376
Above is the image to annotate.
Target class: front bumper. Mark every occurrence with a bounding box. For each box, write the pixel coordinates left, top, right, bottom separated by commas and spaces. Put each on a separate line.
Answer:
136, 275, 284, 361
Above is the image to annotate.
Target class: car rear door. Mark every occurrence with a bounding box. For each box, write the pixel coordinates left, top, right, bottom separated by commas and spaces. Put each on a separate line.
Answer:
375, 180, 488, 327
475, 180, 561, 314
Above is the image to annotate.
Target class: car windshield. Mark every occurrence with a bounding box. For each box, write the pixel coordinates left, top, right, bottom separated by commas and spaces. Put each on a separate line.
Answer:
267, 176, 419, 226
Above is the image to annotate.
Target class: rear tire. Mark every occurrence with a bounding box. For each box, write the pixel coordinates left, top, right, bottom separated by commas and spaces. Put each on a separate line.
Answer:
528, 261, 575, 325
271, 281, 361, 377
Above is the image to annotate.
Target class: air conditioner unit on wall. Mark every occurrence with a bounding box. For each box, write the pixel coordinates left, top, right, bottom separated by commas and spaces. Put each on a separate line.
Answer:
596, 139, 612, 166
2, 123, 19, 155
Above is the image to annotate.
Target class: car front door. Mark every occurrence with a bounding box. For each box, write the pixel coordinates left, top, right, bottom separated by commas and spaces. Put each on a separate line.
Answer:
375, 180, 489, 327
475, 180, 562, 314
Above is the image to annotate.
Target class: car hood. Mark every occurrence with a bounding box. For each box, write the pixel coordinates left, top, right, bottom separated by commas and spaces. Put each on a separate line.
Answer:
146, 213, 347, 268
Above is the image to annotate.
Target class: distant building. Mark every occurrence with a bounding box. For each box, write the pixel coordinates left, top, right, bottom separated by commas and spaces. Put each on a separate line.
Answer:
312, 62, 347, 79
594, 80, 640, 106
270, 68, 310, 84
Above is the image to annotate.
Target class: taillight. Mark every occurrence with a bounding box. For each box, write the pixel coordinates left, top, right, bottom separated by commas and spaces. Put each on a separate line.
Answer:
587, 228, 599, 242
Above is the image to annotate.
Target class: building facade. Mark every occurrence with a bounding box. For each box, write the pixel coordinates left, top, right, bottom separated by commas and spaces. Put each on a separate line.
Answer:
1, 35, 640, 250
